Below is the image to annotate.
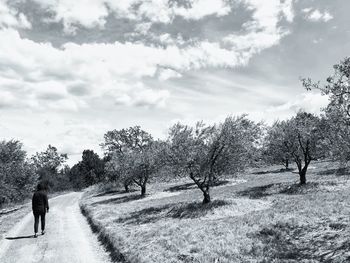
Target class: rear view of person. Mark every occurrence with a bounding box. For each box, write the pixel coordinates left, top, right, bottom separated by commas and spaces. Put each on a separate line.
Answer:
32, 183, 49, 238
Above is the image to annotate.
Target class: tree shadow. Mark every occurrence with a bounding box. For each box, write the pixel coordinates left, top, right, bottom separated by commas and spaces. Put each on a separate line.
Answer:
91, 194, 143, 206
252, 168, 294, 175
5, 235, 35, 240
319, 167, 349, 176
165, 180, 230, 192
253, 220, 350, 262
278, 182, 319, 195
93, 189, 137, 197
115, 200, 230, 225
238, 184, 275, 199
239, 182, 323, 199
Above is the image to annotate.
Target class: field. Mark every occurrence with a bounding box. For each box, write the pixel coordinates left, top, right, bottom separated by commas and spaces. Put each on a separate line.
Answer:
80, 161, 350, 263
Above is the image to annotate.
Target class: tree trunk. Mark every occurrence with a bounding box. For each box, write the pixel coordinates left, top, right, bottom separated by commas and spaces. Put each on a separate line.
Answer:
299, 168, 307, 185
202, 190, 211, 204
124, 183, 129, 193
141, 184, 146, 196
285, 159, 289, 169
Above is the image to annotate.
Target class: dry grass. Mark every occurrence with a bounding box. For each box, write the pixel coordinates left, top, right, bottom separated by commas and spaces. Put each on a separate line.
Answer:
81, 161, 350, 262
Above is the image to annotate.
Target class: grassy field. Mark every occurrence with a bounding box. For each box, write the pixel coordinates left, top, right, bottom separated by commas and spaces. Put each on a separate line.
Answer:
81, 161, 350, 263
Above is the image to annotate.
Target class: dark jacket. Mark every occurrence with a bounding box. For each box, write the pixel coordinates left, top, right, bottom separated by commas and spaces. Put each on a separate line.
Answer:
32, 190, 49, 214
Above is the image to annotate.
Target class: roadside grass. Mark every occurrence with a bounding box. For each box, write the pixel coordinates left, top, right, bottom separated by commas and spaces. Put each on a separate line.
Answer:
0, 204, 31, 239
81, 161, 350, 262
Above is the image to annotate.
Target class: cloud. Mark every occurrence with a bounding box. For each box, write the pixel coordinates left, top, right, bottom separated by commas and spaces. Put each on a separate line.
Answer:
266, 92, 329, 117
0, 0, 31, 29
303, 8, 333, 22
0, 1, 296, 111
29, 0, 232, 33
157, 68, 182, 81
223, 0, 294, 60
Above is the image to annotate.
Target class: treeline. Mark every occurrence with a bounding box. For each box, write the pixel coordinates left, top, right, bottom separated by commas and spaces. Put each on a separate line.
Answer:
0, 143, 69, 206
1, 58, 350, 206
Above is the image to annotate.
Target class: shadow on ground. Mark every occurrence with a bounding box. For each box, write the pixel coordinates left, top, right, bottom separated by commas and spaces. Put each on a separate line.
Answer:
253, 219, 350, 262
91, 194, 143, 206
165, 180, 230, 192
238, 182, 331, 199
115, 200, 230, 225
5, 235, 35, 240
252, 168, 294, 175
93, 189, 137, 198
318, 167, 350, 176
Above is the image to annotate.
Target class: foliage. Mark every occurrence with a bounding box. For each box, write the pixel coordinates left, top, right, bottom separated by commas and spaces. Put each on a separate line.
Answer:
268, 112, 324, 184
303, 57, 350, 165
69, 150, 105, 189
263, 121, 291, 168
102, 126, 160, 196
31, 144, 68, 190
0, 140, 37, 206
166, 115, 262, 203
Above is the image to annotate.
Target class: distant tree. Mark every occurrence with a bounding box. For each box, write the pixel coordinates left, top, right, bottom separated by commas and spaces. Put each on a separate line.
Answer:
166, 116, 262, 204
263, 121, 292, 169
31, 145, 68, 190
104, 152, 134, 192
102, 126, 158, 196
274, 112, 324, 185
69, 150, 105, 189
0, 140, 37, 206
129, 141, 164, 196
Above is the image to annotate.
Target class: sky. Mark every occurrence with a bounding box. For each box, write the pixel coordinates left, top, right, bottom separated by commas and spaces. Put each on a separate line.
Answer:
0, 0, 348, 165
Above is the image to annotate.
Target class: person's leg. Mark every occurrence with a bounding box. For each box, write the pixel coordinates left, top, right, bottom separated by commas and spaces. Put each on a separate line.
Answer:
41, 212, 46, 234
33, 212, 39, 236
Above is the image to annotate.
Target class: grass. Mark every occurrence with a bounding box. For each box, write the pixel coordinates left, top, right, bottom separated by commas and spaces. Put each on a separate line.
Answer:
80, 161, 350, 262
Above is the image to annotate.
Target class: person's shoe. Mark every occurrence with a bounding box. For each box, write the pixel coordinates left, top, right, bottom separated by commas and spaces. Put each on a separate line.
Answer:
34, 233, 38, 238
41, 230, 45, 235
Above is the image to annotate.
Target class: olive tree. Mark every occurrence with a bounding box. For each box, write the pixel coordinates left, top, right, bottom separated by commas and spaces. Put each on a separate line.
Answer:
303, 57, 350, 164
274, 112, 324, 185
263, 121, 291, 169
166, 115, 261, 204
102, 126, 161, 196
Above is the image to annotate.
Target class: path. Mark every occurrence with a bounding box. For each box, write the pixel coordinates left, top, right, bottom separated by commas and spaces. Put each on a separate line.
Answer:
0, 192, 111, 263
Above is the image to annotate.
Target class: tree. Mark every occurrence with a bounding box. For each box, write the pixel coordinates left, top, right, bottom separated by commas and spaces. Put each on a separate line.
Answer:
263, 121, 292, 169
302, 57, 350, 164
101, 126, 158, 196
31, 145, 68, 190
69, 150, 105, 189
274, 112, 324, 185
303, 57, 350, 120
104, 152, 134, 192
129, 141, 164, 196
0, 140, 37, 206
166, 116, 262, 204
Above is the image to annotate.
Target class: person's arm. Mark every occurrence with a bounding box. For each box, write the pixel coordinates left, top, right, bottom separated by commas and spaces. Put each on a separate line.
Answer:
45, 194, 49, 212
32, 194, 35, 211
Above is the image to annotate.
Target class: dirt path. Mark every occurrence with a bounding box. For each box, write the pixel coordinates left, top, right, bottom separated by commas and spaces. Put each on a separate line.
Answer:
0, 192, 111, 263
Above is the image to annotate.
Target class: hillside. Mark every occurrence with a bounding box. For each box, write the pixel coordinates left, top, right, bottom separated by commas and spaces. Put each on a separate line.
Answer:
80, 161, 350, 263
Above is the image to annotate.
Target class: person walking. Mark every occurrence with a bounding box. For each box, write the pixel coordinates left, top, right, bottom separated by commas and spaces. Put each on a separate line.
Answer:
32, 183, 49, 238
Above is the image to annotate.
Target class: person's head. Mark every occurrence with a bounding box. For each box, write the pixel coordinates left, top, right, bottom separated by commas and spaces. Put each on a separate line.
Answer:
37, 183, 44, 191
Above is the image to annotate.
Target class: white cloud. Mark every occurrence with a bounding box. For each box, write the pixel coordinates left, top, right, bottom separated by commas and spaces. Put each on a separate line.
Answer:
0, 29, 249, 111
0, 0, 31, 29
0, 1, 296, 111
266, 92, 329, 116
224, 0, 294, 60
30, 0, 232, 32
157, 68, 182, 81
303, 8, 333, 22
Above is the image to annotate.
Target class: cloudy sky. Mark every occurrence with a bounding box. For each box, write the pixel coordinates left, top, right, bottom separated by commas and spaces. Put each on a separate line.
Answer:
0, 0, 348, 164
